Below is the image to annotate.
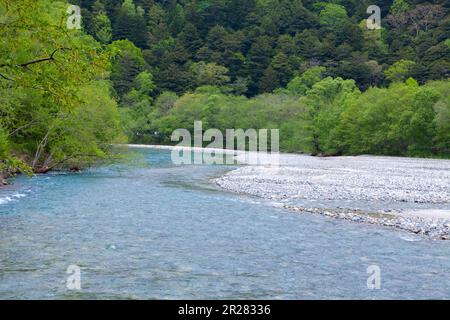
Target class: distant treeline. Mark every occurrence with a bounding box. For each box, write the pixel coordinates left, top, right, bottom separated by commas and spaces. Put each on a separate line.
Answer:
123, 67, 450, 158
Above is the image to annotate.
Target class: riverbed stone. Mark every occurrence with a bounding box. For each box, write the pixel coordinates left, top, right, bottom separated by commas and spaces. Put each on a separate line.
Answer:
215, 154, 450, 240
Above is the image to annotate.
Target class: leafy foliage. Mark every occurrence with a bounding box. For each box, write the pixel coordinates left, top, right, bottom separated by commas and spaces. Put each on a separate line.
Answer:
0, 0, 125, 177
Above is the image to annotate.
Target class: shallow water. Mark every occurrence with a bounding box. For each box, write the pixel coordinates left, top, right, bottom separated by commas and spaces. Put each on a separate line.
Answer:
1, 148, 450, 299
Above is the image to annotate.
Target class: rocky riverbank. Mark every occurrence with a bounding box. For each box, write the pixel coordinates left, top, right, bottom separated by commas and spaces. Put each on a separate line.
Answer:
215, 154, 450, 240
0, 173, 8, 186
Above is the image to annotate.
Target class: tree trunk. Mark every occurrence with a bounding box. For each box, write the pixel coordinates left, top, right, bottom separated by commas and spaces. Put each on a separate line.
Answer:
33, 167, 51, 174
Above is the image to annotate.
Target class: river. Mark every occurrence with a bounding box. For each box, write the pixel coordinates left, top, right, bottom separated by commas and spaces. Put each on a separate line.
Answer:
0, 148, 450, 299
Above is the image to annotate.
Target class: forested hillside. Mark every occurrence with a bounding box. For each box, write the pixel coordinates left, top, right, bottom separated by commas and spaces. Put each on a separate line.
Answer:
1, 0, 450, 183
76, 0, 450, 96
76, 0, 449, 157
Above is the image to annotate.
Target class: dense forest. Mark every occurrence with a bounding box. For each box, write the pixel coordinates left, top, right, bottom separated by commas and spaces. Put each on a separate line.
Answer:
1, 0, 450, 182
77, 0, 450, 95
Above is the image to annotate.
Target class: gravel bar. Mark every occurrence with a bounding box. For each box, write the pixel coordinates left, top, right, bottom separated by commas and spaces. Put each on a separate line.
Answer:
215, 153, 450, 240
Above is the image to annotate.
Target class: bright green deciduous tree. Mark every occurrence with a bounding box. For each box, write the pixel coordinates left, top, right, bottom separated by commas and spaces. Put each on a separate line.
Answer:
336, 79, 442, 157
190, 62, 231, 87
390, 0, 410, 14
286, 66, 326, 96
318, 3, 349, 32
384, 60, 416, 83
0, 0, 124, 174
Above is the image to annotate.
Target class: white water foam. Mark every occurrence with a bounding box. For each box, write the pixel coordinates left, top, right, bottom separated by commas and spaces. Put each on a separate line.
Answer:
0, 193, 26, 205
0, 196, 12, 205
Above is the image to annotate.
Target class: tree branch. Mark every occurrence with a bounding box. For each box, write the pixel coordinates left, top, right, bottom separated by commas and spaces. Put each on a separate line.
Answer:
8, 120, 39, 137
0, 72, 14, 81
0, 48, 69, 69
40, 154, 106, 173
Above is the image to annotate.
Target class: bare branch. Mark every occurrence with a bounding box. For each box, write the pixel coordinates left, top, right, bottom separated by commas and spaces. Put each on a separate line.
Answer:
0, 73, 14, 81
0, 47, 70, 69
8, 120, 39, 137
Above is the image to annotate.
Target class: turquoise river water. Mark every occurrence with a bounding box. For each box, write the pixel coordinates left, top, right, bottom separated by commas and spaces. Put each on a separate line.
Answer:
0, 148, 450, 299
